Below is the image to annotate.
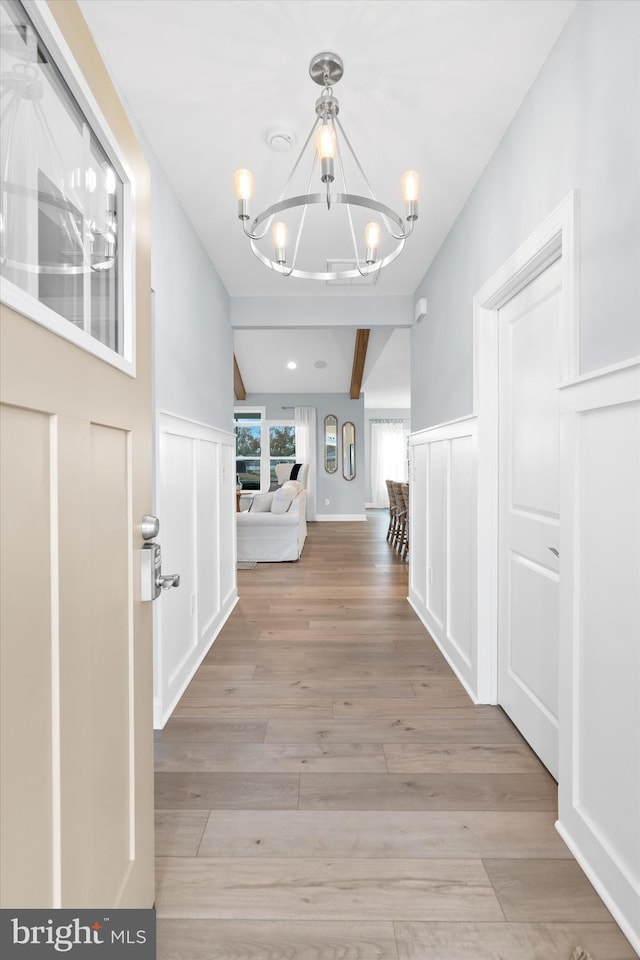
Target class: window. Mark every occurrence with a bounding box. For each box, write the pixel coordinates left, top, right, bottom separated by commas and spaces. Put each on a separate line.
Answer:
235, 410, 262, 491
269, 424, 296, 484
0, 0, 132, 369
234, 409, 296, 491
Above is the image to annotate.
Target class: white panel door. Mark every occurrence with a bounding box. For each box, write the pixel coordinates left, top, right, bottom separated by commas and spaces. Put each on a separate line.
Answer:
498, 258, 561, 778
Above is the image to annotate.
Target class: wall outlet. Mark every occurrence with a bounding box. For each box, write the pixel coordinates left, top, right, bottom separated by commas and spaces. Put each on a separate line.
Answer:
324, 499, 330, 506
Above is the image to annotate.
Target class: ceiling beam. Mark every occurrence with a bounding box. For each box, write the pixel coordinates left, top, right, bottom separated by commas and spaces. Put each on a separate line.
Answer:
234, 354, 246, 401
350, 328, 370, 400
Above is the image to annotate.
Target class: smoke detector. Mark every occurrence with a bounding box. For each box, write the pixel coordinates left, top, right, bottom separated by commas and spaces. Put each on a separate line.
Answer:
265, 126, 296, 152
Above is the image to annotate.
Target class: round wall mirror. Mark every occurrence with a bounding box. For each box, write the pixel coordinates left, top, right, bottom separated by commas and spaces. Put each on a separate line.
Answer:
342, 421, 356, 480
324, 414, 338, 473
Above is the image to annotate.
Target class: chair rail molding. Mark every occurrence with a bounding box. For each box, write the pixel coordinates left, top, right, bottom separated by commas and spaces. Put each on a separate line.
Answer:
473, 190, 580, 704
154, 411, 237, 728
556, 358, 640, 954
409, 415, 478, 702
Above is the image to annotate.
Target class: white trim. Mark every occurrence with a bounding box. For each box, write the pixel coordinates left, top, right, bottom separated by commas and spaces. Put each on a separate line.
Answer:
1, 1, 137, 375
557, 357, 640, 949
409, 413, 477, 443
473, 190, 579, 704
0, 277, 136, 376
556, 821, 640, 957
408, 597, 479, 705
315, 514, 368, 522
559, 355, 640, 391
154, 596, 239, 730
159, 410, 235, 447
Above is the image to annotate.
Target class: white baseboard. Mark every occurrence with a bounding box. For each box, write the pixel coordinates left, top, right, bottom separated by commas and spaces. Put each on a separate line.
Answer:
555, 819, 640, 956
315, 514, 368, 522
154, 593, 238, 729
408, 594, 479, 705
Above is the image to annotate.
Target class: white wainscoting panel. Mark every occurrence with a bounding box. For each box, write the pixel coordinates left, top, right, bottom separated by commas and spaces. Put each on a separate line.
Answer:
448, 434, 477, 670
154, 413, 237, 728
409, 417, 478, 701
427, 440, 447, 632
557, 359, 640, 953
408, 442, 427, 608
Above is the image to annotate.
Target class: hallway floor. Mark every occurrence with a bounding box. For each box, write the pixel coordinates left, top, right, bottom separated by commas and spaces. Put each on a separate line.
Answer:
154, 512, 634, 959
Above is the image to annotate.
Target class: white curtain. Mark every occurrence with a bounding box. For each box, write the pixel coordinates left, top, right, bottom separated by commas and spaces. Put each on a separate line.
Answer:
295, 406, 317, 520
370, 420, 408, 507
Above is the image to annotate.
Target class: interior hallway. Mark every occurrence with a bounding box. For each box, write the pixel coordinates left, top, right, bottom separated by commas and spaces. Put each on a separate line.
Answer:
153, 512, 634, 959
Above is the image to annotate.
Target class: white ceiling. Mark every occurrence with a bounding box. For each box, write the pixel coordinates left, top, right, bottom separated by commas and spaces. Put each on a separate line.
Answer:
234, 326, 411, 408
77, 0, 576, 402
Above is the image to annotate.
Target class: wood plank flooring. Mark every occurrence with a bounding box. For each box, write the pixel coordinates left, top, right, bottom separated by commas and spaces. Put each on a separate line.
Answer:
155, 512, 635, 959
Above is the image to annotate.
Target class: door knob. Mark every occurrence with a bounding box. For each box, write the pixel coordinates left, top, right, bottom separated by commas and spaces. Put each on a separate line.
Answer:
141, 514, 160, 540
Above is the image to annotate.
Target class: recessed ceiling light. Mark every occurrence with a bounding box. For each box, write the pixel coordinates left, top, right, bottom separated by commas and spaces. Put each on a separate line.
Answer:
313, 360, 328, 369
287, 360, 297, 370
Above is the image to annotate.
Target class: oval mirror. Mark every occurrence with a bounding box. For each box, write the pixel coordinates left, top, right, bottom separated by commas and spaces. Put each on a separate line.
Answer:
324, 414, 338, 473
342, 421, 356, 481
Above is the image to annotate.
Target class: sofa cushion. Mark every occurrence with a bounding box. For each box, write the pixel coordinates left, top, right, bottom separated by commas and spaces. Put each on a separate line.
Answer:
249, 492, 274, 512
270, 485, 296, 515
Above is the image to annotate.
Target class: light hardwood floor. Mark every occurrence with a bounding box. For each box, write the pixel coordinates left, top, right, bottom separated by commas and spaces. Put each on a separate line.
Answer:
155, 512, 635, 959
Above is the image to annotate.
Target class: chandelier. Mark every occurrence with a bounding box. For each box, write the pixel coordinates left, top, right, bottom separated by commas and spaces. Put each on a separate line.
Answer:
234, 52, 419, 282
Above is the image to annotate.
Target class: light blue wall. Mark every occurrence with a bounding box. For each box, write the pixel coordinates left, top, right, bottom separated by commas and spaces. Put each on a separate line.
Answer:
411, 0, 640, 430
237, 393, 366, 516
148, 148, 233, 429
231, 296, 412, 328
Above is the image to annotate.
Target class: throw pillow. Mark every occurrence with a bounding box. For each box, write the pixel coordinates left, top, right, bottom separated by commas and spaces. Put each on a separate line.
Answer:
270, 486, 296, 515
281, 479, 303, 495
290, 463, 302, 480
250, 492, 274, 513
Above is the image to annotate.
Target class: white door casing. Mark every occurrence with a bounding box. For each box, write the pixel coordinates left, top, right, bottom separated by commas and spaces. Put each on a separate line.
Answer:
497, 258, 562, 778
0, 0, 153, 908
474, 191, 579, 707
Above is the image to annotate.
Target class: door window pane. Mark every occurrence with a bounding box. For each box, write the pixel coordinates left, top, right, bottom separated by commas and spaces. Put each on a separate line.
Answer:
0, 0, 123, 352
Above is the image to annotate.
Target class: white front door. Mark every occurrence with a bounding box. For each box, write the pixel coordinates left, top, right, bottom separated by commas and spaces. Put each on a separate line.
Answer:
497, 258, 561, 778
0, 1, 153, 907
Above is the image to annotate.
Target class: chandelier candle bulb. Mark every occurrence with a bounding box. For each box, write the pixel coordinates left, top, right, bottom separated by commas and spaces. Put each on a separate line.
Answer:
365, 221, 381, 263
272, 221, 288, 264
316, 124, 336, 183
234, 168, 253, 220
401, 170, 419, 221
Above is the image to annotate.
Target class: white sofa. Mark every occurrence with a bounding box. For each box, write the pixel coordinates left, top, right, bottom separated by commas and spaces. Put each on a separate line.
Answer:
236, 480, 307, 562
